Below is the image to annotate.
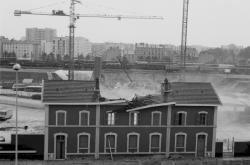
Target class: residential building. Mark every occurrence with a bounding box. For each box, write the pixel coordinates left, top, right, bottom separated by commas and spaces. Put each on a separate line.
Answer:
134, 43, 178, 63
1, 39, 41, 61
91, 42, 134, 57
102, 47, 121, 61
52, 36, 91, 60
26, 28, 57, 42
42, 76, 221, 160
41, 40, 53, 55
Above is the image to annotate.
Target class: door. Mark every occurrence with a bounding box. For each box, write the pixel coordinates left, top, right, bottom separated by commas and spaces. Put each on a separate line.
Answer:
55, 135, 66, 159
196, 134, 206, 157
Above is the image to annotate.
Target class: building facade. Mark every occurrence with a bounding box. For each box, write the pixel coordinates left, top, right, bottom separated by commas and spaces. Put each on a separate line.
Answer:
26, 28, 57, 42
52, 37, 91, 60
43, 78, 221, 160
102, 47, 121, 61
134, 43, 178, 64
1, 39, 41, 61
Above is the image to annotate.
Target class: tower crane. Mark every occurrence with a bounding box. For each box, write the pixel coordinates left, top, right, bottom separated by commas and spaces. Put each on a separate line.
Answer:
14, 0, 164, 80
180, 0, 189, 70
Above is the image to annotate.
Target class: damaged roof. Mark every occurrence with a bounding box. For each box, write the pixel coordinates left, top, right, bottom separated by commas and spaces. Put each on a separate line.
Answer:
128, 82, 222, 109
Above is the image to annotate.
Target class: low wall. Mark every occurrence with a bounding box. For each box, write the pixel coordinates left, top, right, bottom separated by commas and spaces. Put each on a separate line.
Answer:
1, 158, 250, 165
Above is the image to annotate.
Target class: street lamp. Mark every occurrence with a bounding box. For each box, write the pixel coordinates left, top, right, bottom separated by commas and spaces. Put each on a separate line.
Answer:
13, 63, 21, 165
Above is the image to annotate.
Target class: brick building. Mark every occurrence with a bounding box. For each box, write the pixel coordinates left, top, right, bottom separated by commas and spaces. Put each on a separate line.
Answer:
42, 78, 221, 160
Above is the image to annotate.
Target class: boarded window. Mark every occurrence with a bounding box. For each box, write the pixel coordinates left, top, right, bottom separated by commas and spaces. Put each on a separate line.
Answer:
176, 134, 185, 152
105, 134, 116, 153
150, 134, 160, 152
152, 112, 161, 126
57, 112, 65, 125
80, 111, 89, 126
128, 134, 138, 152
78, 134, 89, 153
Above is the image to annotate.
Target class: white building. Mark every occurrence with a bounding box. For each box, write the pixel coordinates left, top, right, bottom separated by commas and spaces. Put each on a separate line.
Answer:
52, 36, 91, 60
41, 40, 53, 55
26, 28, 57, 42
2, 39, 41, 61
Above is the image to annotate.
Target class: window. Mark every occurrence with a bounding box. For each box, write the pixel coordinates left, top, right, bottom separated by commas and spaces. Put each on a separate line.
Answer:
177, 111, 187, 125
127, 133, 139, 153
151, 111, 161, 126
107, 112, 115, 125
175, 133, 186, 152
150, 133, 161, 152
129, 112, 139, 126
79, 111, 89, 126
78, 133, 90, 153
199, 112, 207, 125
104, 133, 117, 153
56, 110, 66, 126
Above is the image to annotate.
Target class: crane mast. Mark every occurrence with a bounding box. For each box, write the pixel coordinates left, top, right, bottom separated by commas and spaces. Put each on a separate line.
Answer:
68, 0, 77, 80
14, 2, 163, 80
180, 0, 189, 70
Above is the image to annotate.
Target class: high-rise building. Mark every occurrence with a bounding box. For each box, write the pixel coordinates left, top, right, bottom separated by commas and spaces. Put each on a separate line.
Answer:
26, 28, 57, 42
52, 36, 92, 60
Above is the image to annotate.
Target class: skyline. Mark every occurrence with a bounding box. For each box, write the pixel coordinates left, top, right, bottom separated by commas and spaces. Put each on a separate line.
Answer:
1, 0, 250, 47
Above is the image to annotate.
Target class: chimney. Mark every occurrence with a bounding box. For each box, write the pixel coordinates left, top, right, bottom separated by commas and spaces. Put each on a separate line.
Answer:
93, 56, 102, 92
161, 78, 171, 102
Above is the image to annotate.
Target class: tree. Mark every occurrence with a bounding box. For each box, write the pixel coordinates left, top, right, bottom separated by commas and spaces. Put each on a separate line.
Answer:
41, 52, 47, 61
48, 53, 55, 62
56, 54, 62, 62
238, 47, 250, 63
63, 54, 70, 61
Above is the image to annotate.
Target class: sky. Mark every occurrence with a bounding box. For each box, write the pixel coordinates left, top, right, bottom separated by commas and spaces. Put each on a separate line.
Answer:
0, 0, 250, 47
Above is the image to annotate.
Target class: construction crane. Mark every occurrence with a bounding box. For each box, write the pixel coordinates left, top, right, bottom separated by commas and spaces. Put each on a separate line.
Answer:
180, 0, 189, 70
14, 0, 164, 80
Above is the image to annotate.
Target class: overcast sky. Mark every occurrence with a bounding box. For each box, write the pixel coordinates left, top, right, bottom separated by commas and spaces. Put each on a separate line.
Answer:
1, 0, 250, 47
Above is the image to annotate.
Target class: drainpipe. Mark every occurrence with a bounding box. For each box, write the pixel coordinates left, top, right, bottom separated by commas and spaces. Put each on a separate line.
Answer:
94, 56, 101, 159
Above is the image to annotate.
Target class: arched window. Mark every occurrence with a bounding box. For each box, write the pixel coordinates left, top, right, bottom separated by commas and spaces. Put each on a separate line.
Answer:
151, 111, 162, 126
54, 133, 67, 160
104, 132, 117, 153
127, 132, 140, 153
107, 112, 115, 125
149, 133, 162, 152
177, 111, 187, 125
77, 133, 90, 153
196, 132, 208, 157
79, 110, 89, 126
56, 110, 66, 126
129, 112, 139, 126
175, 132, 187, 152
198, 111, 208, 125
